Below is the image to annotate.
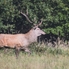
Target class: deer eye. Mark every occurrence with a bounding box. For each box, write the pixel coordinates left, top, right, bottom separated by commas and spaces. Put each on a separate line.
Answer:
37, 28, 40, 30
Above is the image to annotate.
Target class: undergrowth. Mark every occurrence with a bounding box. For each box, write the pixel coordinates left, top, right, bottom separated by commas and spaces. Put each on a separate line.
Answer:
0, 43, 69, 69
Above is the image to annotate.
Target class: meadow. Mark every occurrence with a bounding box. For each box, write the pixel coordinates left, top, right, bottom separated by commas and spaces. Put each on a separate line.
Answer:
0, 44, 69, 69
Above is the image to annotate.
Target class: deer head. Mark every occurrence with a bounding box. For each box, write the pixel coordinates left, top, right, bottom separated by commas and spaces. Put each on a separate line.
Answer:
20, 11, 45, 36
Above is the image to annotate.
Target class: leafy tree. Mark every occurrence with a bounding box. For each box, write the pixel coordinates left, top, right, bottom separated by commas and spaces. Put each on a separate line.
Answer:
0, 0, 69, 40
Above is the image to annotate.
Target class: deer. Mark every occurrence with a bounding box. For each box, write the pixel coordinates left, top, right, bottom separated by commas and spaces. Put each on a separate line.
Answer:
0, 11, 45, 58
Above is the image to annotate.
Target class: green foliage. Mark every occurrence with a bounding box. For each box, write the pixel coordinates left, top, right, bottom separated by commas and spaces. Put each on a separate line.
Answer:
29, 43, 69, 57
0, 0, 69, 39
1, 48, 69, 69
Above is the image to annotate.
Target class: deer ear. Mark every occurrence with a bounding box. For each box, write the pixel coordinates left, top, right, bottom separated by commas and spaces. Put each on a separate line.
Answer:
33, 27, 36, 30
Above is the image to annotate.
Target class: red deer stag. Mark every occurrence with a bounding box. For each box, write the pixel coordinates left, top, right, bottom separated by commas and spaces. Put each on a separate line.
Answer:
0, 12, 45, 58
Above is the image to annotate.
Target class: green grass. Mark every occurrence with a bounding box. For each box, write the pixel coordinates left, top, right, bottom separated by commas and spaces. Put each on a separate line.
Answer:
0, 44, 69, 69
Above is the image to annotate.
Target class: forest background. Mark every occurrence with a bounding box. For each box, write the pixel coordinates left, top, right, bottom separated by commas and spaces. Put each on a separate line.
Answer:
0, 0, 69, 40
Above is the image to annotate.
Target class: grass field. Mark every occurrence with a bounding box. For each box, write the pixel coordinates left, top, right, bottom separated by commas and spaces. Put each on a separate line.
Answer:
0, 44, 69, 69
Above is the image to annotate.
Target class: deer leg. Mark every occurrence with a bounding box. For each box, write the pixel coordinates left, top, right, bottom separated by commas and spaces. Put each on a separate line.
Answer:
4, 47, 9, 54
15, 47, 20, 59
24, 48, 31, 55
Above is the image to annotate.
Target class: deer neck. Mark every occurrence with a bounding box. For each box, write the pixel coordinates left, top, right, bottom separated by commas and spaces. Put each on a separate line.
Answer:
25, 30, 37, 43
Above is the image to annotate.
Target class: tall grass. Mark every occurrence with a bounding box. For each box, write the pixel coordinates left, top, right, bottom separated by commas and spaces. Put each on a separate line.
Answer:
0, 44, 69, 69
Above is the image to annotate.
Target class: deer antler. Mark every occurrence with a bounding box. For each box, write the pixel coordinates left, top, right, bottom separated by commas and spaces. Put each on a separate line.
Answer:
20, 11, 43, 28
38, 19, 43, 26
35, 19, 43, 27
20, 12, 33, 24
